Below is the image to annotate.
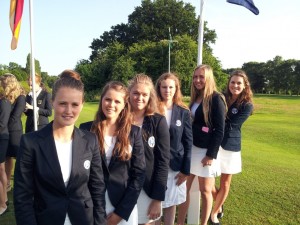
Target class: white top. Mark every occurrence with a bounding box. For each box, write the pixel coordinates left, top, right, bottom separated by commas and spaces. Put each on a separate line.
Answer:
55, 140, 73, 225
165, 109, 173, 128
190, 103, 200, 119
104, 136, 116, 165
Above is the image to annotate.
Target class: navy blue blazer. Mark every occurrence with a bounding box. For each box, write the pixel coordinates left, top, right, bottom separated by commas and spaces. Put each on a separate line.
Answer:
14, 123, 106, 225
25, 90, 52, 133
192, 92, 226, 159
0, 98, 11, 140
221, 101, 253, 151
8, 95, 26, 132
141, 113, 170, 201
80, 122, 146, 221
168, 104, 193, 175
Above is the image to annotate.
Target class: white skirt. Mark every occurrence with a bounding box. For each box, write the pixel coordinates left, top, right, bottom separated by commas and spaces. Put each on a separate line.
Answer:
219, 147, 242, 174
162, 169, 187, 208
137, 189, 162, 224
105, 191, 138, 225
190, 145, 220, 177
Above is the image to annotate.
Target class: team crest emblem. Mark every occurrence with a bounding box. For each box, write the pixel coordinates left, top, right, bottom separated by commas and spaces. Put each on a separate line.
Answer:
148, 136, 155, 148
84, 160, 90, 170
176, 120, 182, 126
231, 108, 238, 114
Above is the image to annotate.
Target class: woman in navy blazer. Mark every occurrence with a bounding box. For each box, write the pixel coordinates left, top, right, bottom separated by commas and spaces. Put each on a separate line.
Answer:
177, 65, 226, 225
24, 74, 52, 133
2, 74, 26, 193
128, 74, 170, 225
211, 70, 253, 222
0, 75, 13, 215
155, 72, 192, 225
80, 81, 145, 225
14, 70, 106, 225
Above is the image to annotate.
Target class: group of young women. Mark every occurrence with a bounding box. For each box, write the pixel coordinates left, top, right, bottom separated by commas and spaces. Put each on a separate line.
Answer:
4, 64, 252, 225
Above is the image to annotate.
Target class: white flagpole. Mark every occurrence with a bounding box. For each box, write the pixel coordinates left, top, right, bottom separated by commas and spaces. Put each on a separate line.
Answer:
187, 1, 205, 224
197, 0, 205, 65
168, 27, 171, 73
29, 0, 37, 131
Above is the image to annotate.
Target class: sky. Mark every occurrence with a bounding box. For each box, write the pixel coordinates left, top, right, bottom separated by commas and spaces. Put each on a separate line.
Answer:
0, 0, 299, 75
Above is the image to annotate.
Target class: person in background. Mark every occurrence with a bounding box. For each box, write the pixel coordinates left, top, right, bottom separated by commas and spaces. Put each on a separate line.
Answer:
14, 70, 106, 225
3, 74, 26, 194
0, 75, 12, 215
128, 74, 170, 225
177, 65, 226, 225
24, 74, 52, 133
80, 81, 146, 225
154, 72, 192, 225
210, 70, 253, 223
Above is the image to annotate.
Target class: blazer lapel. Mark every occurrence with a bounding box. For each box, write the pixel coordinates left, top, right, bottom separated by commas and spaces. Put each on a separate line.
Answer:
38, 123, 65, 189
67, 128, 86, 189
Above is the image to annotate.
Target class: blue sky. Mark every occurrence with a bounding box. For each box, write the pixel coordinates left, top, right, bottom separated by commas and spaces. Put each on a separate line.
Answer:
0, 0, 299, 75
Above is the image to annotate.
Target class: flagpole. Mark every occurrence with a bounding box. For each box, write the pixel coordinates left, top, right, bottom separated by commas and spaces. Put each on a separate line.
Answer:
29, 0, 37, 131
197, 0, 205, 65
168, 27, 171, 73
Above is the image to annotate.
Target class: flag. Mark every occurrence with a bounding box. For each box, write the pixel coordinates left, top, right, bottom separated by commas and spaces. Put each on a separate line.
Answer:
227, 0, 259, 15
10, 0, 24, 50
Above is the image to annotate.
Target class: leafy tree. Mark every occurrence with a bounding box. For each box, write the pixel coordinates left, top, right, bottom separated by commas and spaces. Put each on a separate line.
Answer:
26, 53, 41, 75
89, 0, 216, 60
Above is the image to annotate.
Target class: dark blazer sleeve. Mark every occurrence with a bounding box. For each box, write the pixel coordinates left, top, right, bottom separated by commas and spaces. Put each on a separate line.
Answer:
180, 109, 193, 175
0, 99, 11, 138
151, 115, 170, 200
13, 134, 38, 225
229, 103, 253, 127
87, 132, 106, 225
9, 95, 26, 131
38, 91, 52, 117
206, 94, 226, 159
114, 126, 146, 221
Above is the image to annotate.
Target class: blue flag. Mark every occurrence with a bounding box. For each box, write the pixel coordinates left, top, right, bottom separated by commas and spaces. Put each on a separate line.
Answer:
227, 0, 259, 15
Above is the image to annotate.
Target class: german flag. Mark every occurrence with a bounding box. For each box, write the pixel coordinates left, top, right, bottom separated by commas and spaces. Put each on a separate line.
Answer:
10, 0, 24, 50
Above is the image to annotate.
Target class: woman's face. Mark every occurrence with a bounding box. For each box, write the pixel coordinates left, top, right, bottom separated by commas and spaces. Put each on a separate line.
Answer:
129, 83, 151, 112
229, 75, 245, 97
52, 87, 83, 128
159, 78, 176, 102
193, 68, 206, 90
101, 88, 125, 122
28, 78, 40, 91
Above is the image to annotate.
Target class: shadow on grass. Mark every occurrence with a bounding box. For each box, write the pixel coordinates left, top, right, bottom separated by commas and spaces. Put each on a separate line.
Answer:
0, 190, 16, 225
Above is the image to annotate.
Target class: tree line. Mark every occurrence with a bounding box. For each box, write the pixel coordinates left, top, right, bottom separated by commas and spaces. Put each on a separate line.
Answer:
1, 0, 299, 97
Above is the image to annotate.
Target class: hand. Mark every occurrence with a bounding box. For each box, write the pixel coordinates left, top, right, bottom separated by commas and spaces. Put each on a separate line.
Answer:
26, 103, 33, 110
175, 172, 188, 186
201, 156, 213, 167
107, 212, 122, 225
147, 199, 161, 221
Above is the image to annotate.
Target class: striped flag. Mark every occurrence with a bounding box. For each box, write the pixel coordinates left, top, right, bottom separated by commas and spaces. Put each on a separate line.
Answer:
227, 0, 259, 15
10, 0, 24, 50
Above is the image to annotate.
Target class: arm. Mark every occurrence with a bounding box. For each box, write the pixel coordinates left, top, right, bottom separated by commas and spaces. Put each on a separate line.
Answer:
0, 100, 11, 134
38, 92, 52, 117
150, 116, 170, 200
113, 127, 146, 221
206, 94, 226, 159
88, 134, 106, 225
13, 135, 37, 225
9, 95, 26, 126
180, 109, 193, 175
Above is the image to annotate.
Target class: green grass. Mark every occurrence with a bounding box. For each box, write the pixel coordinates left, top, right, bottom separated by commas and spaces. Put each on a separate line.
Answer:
1, 95, 300, 225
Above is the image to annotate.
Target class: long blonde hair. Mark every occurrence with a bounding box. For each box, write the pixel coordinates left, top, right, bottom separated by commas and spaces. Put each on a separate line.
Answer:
91, 81, 132, 161
0, 73, 25, 103
190, 65, 224, 127
128, 73, 158, 116
155, 72, 189, 115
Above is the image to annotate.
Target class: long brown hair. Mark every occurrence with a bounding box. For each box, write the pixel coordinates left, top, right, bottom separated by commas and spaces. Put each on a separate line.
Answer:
128, 73, 158, 116
225, 70, 253, 109
190, 64, 225, 127
91, 81, 132, 161
155, 72, 189, 115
